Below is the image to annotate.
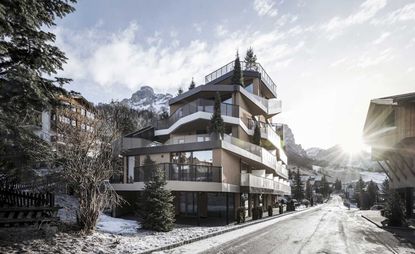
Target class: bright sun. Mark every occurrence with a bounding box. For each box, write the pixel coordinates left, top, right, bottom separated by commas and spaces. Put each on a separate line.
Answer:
340, 138, 369, 155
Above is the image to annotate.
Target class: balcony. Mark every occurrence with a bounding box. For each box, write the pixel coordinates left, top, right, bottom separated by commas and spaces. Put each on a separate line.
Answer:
222, 134, 278, 174
247, 119, 282, 151
133, 163, 222, 183
205, 61, 278, 97
241, 173, 290, 194
153, 98, 239, 130
240, 88, 281, 116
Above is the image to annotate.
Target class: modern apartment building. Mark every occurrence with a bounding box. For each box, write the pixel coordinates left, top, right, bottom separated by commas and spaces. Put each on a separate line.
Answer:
111, 59, 290, 223
363, 92, 415, 218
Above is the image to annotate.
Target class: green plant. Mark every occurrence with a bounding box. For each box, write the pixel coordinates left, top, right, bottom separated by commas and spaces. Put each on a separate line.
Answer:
267, 205, 273, 216
231, 51, 243, 85
141, 165, 175, 232
384, 190, 406, 227
236, 207, 246, 224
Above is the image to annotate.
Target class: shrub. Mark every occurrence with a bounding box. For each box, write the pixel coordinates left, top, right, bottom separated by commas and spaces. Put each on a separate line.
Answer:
384, 190, 406, 227
268, 205, 273, 216
236, 207, 246, 224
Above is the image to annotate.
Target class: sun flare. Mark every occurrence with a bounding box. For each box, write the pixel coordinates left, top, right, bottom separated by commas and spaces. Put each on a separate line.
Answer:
340, 138, 369, 156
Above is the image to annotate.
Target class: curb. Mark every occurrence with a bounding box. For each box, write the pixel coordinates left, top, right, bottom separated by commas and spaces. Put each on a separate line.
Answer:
361, 215, 415, 231
143, 205, 322, 254
361, 215, 383, 228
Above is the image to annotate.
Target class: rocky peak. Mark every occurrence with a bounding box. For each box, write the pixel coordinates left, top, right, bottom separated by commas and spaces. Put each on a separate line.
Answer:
121, 86, 172, 114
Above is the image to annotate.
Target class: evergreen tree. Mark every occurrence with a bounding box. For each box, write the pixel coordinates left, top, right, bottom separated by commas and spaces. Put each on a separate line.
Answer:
367, 180, 378, 207
381, 178, 389, 196
177, 87, 183, 95
231, 51, 244, 85
321, 175, 330, 198
252, 118, 261, 145
210, 92, 225, 139
334, 178, 342, 191
293, 169, 304, 200
245, 47, 257, 70
305, 179, 313, 201
141, 157, 175, 232
0, 0, 76, 177
189, 78, 196, 90
384, 190, 406, 226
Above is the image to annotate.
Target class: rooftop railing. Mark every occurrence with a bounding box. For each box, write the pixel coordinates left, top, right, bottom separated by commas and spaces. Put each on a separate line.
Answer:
205, 61, 278, 96
154, 98, 238, 129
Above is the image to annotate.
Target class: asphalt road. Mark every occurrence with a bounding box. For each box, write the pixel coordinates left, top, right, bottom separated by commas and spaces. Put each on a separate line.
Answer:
201, 196, 414, 254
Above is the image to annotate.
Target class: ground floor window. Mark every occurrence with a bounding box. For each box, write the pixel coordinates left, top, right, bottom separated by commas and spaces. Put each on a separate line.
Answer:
180, 192, 198, 217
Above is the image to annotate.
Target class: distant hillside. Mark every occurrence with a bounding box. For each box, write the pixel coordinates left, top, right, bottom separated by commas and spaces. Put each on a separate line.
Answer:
282, 124, 314, 169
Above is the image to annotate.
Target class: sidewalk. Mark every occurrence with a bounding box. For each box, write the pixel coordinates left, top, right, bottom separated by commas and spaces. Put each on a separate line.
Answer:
360, 210, 415, 246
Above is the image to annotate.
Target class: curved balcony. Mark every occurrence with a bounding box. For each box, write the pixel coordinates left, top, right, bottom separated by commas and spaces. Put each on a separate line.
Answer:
153, 99, 239, 134
205, 61, 278, 98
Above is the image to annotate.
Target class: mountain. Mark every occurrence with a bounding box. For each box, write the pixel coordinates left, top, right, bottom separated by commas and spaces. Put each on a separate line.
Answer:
282, 124, 314, 169
121, 86, 172, 114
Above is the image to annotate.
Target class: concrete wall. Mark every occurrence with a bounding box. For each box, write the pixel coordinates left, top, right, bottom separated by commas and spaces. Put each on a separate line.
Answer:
220, 150, 241, 186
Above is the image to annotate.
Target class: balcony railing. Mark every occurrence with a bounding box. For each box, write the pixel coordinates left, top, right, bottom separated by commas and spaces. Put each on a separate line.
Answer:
241, 173, 291, 193
223, 134, 277, 171
133, 163, 222, 183
153, 99, 239, 129
205, 61, 278, 96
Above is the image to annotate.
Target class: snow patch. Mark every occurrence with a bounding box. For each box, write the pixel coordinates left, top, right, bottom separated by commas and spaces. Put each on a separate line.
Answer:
96, 214, 141, 234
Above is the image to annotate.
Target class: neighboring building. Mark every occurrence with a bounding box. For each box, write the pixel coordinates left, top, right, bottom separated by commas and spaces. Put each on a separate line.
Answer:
363, 92, 415, 218
111, 60, 290, 223
31, 92, 96, 145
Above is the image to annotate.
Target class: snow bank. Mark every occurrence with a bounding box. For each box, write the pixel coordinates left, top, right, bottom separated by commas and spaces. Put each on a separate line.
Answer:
56, 194, 79, 224
96, 214, 140, 234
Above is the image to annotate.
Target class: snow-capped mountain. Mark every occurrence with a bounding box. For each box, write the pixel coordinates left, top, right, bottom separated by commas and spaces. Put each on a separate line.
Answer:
121, 86, 172, 114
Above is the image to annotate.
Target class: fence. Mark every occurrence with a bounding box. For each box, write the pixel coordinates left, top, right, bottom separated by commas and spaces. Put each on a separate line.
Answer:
0, 187, 55, 207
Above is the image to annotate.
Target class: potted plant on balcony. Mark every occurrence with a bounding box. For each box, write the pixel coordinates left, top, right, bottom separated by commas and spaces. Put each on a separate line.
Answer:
236, 207, 246, 224
210, 92, 225, 139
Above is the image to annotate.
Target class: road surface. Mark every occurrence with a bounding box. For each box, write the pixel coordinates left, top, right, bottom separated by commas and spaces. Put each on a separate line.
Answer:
166, 196, 414, 254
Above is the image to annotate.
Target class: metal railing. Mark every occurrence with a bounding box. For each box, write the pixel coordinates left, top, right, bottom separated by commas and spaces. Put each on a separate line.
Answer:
133, 163, 222, 183
205, 61, 277, 96
154, 99, 239, 129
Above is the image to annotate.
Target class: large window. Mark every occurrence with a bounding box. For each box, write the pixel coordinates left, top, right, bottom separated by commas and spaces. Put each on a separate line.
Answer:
171, 150, 212, 165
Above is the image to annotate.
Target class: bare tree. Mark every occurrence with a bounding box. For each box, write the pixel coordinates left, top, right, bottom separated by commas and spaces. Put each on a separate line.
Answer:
56, 107, 123, 233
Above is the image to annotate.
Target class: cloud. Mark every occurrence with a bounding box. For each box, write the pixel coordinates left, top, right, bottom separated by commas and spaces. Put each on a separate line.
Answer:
353, 48, 395, 68
322, 0, 387, 39
55, 21, 306, 98
253, 0, 278, 17
372, 32, 390, 44
372, 3, 415, 25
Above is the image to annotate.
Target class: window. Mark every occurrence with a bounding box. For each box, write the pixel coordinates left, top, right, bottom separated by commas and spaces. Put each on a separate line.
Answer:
245, 83, 253, 93
192, 150, 213, 165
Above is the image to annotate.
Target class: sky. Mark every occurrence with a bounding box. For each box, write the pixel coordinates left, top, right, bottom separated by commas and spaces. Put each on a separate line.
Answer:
54, 0, 415, 150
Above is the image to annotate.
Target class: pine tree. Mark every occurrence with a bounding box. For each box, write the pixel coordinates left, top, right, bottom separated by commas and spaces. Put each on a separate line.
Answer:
293, 169, 304, 200
384, 190, 406, 226
0, 0, 76, 178
305, 179, 313, 201
189, 78, 196, 90
141, 157, 175, 232
381, 178, 389, 196
321, 175, 330, 198
334, 178, 342, 191
252, 118, 261, 145
245, 47, 257, 70
231, 51, 244, 85
210, 92, 225, 139
367, 180, 378, 207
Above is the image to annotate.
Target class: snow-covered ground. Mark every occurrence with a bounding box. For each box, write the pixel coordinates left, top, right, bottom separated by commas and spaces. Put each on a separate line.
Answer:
96, 214, 141, 234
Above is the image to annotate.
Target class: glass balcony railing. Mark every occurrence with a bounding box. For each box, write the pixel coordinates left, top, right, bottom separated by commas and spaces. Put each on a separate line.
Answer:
133, 163, 222, 183
205, 61, 278, 96
241, 173, 289, 193
247, 119, 283, 150
153, 99, 239, 129
223, 134, 277, 171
